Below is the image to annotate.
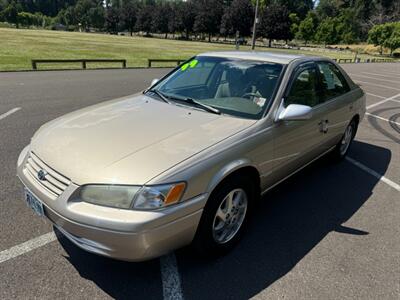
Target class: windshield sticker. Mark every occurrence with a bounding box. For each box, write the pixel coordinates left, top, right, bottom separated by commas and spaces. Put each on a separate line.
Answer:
189, 59, 198, 68
181, 63, 189, 71
181, 59, 198, 71
254, 97, 266, 107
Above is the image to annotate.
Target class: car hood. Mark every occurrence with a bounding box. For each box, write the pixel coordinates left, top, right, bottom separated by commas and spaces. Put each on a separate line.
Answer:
31, 94, 255, 185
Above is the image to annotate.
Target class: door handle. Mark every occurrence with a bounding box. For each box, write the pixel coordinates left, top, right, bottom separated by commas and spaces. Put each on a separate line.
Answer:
319, 119, 329, 133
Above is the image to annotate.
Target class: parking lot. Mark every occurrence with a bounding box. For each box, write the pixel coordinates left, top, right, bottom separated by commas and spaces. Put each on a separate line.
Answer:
0, 63, 399, 299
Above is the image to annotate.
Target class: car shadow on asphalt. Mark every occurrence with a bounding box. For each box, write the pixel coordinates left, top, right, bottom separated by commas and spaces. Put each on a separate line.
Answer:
56, 140, 391, 300
55, 229, 164, 299
175, 140, 391, 299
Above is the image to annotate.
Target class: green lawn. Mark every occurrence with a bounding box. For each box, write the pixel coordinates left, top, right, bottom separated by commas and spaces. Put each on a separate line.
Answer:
0, 28, 396, 71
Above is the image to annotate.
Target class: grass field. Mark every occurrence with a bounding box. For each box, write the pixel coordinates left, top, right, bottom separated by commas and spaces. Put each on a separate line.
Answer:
0, 28, 397, 71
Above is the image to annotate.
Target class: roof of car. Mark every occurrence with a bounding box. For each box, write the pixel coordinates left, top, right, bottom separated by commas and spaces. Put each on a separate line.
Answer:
197, 51, 310, 64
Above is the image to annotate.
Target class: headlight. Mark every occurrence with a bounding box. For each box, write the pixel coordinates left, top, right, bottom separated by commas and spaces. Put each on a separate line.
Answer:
80, 185, 141, 209
133, 183, 186, 209
79, 182, 186, 210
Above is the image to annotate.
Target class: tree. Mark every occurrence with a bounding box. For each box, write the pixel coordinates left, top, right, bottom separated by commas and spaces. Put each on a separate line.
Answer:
369, 22, 400, 55
119, 0, 138, 36
296, 12, 318, 45
316, 0, 340, 19
56, 6, 76, 27
151, 2, 170, 38
259, 3, 292, 47
105, 6, 119, 33
74, 0, 104, 30
385, 23, 400, 55
17, 11, 47, 27
276, 0, 313, 19
167, 1, 179, 37
220, 0, 253, 37
135, 4, 153, 35
335, 8, 360, 44
1, 1, 20, 27
383, 23, 400, 55
289, 13, 300, 38
88, 6, 104, 29
176, 0, 196, 39
194, 0, 224, 42
368, 23, 394, 54
315, 17, 340, 46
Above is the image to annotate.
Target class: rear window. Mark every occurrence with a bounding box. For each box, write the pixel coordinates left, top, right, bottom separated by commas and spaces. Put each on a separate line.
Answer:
317, 62, 350, 102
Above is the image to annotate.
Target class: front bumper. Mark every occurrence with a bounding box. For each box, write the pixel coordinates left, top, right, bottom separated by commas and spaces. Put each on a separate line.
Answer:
45, 199, 204, 261
17, 149, 207, 261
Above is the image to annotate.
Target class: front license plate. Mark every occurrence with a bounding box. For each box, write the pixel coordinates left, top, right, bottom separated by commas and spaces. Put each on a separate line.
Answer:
24, 189, 44, 217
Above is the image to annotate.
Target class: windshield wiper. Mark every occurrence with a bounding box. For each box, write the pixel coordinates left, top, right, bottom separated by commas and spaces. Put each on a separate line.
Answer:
146, 89, 170, 104
146, 90, 220, 115
184, 97, 221, 115
167, 95, 221, 115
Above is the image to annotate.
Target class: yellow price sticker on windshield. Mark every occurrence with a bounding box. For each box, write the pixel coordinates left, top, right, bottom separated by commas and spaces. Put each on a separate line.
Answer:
181, 59, 198, 71
189, 59, 198, 68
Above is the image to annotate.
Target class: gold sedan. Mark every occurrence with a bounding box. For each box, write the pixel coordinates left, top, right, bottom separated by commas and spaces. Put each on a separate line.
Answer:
17, 52, 365, 261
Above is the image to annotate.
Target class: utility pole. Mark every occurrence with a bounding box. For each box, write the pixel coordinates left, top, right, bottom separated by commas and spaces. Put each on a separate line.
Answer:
251, 0, 259, 50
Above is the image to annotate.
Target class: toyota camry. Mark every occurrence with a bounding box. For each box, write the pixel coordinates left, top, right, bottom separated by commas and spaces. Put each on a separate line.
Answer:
17, 52, 366, 261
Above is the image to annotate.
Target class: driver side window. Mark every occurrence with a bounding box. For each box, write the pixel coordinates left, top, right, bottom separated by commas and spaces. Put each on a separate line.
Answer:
286, 67, 319, 107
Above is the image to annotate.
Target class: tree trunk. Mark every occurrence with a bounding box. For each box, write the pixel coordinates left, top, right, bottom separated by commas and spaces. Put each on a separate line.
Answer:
130, 28, 133, 36
379, 45, 383, 55
305, 40, 308, 46
268, 38, 272, 47
165, 32, 168, 39
208, 33, 211, 42
185, 29, 189, 40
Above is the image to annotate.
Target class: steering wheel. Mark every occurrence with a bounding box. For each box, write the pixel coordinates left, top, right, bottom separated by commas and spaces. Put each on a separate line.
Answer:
241, 92, 259, 99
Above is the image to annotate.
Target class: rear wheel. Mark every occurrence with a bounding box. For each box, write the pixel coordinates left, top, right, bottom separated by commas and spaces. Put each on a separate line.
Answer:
331, 119, 357, 160
192, 175, 255, 256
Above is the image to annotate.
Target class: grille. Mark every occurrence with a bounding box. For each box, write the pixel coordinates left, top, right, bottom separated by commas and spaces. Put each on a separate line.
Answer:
24, 152, 71, 197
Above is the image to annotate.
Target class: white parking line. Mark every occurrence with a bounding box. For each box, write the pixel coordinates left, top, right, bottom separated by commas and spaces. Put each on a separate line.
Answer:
366, 112, 400, 126
367, 92, 400, 110
355, 80, 400, 91
0, 107, 21, 121
350, 73, 399, 84
366, 92, 386, 99
346, 157, 400, 191
362, 72, 400, 79
0, 232, 57, 264
377, 70, 400, 76
160, 253, 184, 300
0, 231, 185, 300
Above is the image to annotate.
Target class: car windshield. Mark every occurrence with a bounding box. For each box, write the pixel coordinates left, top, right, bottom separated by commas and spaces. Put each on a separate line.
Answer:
149, 56, 284, 119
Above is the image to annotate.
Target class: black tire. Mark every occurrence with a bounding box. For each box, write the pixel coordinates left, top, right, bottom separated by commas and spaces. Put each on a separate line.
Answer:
192, 174, 255, 256
331, 119, 357, 161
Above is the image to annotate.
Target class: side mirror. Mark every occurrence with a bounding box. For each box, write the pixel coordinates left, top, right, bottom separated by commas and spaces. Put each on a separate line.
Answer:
278, 104, 313, 121
150, 78, 159, 87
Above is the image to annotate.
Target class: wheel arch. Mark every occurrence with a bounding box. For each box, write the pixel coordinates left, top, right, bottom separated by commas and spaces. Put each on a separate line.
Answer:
350, 114, 360, 136
352, 114, 360, 125
206, 159, 261, 201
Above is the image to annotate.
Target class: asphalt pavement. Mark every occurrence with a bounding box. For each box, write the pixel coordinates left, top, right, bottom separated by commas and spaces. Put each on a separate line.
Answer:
0, 63, 399, 299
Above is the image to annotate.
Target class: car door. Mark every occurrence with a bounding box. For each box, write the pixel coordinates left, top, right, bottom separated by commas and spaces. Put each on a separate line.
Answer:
315, 61, 354, 150
271, 62, 328, 183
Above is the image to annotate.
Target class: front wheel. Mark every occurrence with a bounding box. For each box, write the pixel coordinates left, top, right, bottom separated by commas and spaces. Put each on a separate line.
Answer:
192, 175, 255, 256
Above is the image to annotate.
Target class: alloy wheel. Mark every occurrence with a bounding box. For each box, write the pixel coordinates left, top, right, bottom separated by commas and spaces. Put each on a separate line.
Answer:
340, 124, 354, 155
212, 188, 248, 244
